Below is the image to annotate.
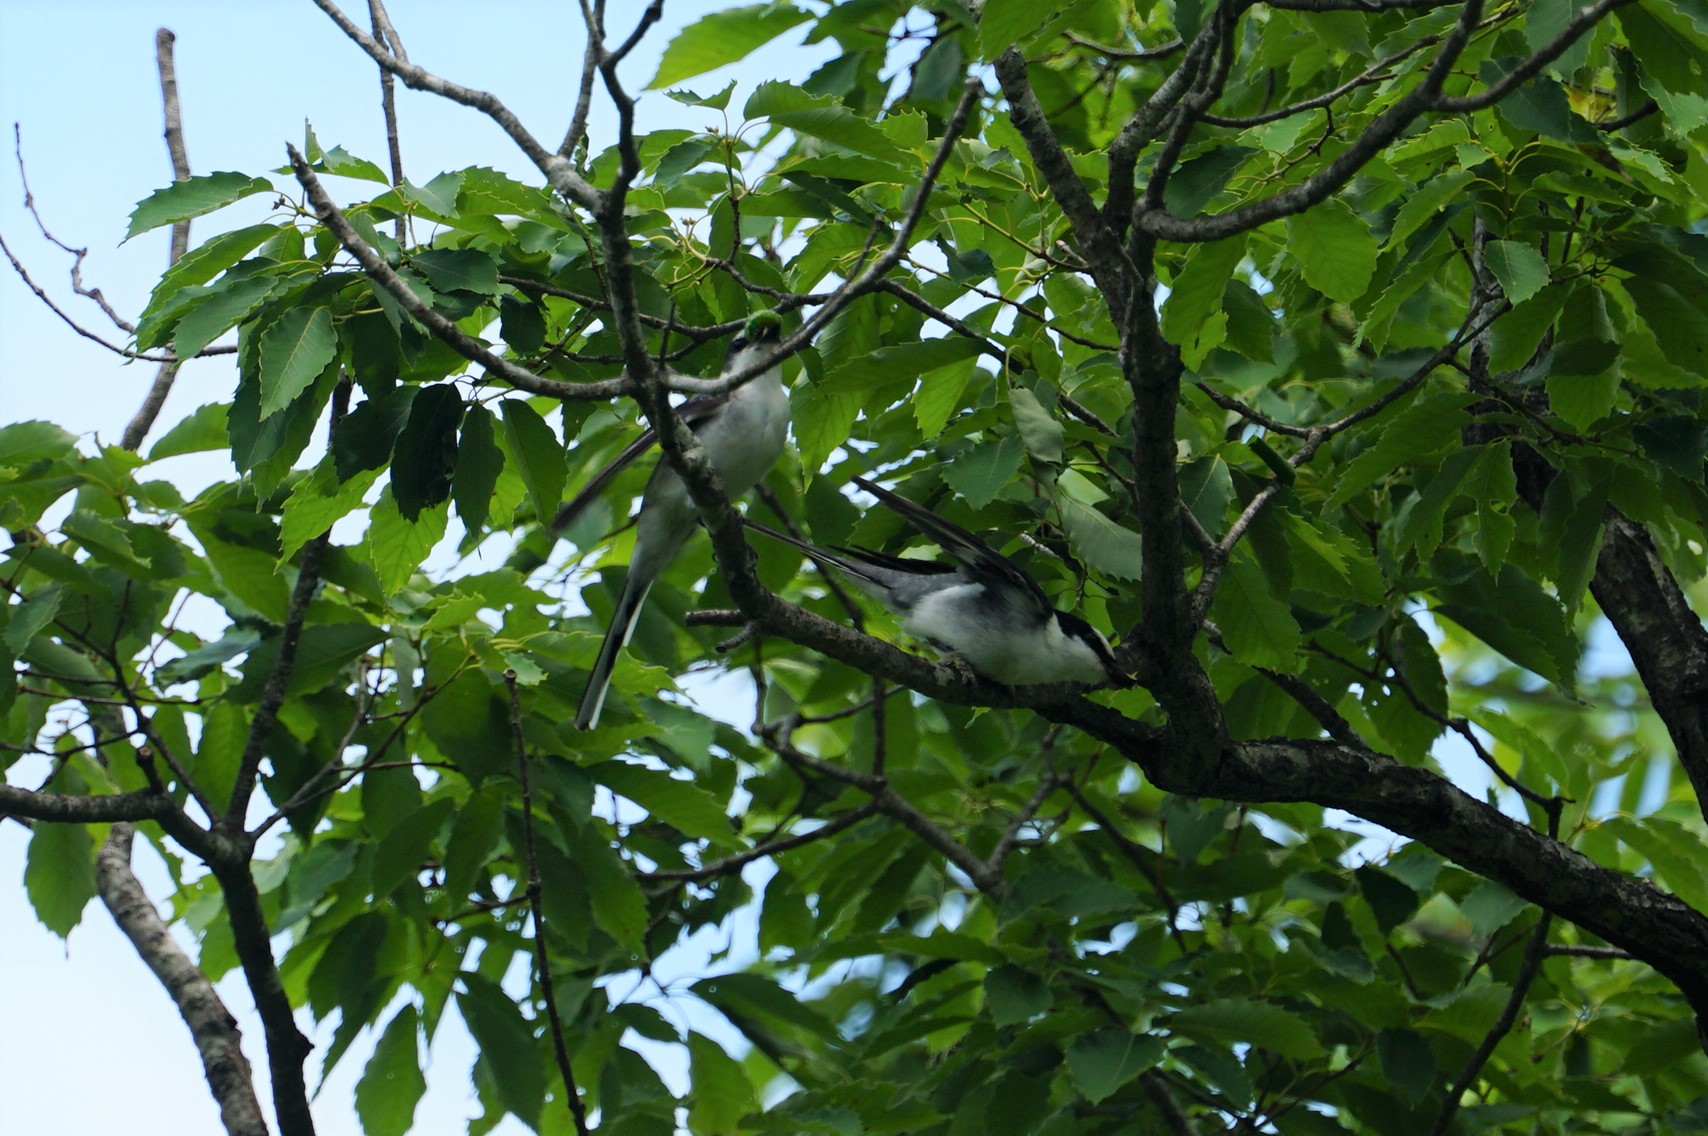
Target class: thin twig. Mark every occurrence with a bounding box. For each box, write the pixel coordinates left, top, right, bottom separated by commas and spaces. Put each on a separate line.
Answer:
506, 671, 590, 1136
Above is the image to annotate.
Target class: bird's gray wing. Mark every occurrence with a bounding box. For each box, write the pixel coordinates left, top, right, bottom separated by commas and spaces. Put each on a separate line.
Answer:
849, 475, 1055, 617
551, 392, 737, 534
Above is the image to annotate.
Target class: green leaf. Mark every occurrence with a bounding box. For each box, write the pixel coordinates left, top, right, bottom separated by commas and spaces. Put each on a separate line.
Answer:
499, 400, 567, 525
1603, 816, 1708, 912
1325, 392, 1477, 509
793, 384, 861, 479
411, 248, 501, 296
24, 818, 97, 937
1008, 385, 1064, 464
367, 491, 449, 595
687, 1032, 756, 1136
371, 798, 454, 898
453, 404, 505, 534
442, 786, 506, 902
1287, 198, 1379, 303
941, 436, 1024, 509
334, 387, 418, 482
1622, 277, 1708, 377
1213, 549, 1300, 668
0, 420, 77, 467
1161, 236, 1247, 346
391, 386, 464, 522
744, 81, 912, 166
588, 760, 735, 846
6, 584, 64, 652
125, 172, 273, 238
985, 965, 1051, 1027
258, 307, 338, 419
172, 274, 284, 359
151, 223, 282, 299
1482, 240, 1551, 304
1387, 170, 1473, 251
281, 464, 379, 560
819, 338, 984, 395
354, 1005, 426, 1136
978, 0, 1052, 58
1459, 881, 1528, 939
458, 974, 544, 1129
1064, 1031, 1166, 1104
1058, 497, 1144, 582
649, 3, 811, 89
1171, 999, 1322, 1060
560, 815, 649, 955
148, 403, 230, 461
1377, 1029, 1437, 1106
913, 362, 974, 439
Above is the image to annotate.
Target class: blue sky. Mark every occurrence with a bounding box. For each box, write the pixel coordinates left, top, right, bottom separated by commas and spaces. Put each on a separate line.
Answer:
0, 3, 833, 1133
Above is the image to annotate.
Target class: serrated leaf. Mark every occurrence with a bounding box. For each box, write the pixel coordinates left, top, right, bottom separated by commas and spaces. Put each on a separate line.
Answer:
6, 585, 64, 651
1008, 385, 1064, 464
1326, 392, 1477, 508
1377, 1029, 1437, 1106
1459, 881, 1528, 939
1213, 549, 1300, 668
151, 224, 282, 300
259, 307, 338, 419
985, 965, 1051, 1027
979, 0, 1053, 58
819, 337, 984, 395
1482, 240, 1551, 305
1065, 1031, 1166, 1103
913, 362, 973, 438
1388, 171, 1473, 251
125, 172, 273, 238
148, 403, 230, 461
24, 818, 96, 937
368, 491, 448, 595
411, 248, 500, 297
354, 1005, 426, 1136
1624, 277, 1708, 377
687, 1032, 756, 1136
1161, 236, 1246, 346
744, 81, 912, 166
334, 387, 418, 482
1171, 999, 1322, 1060
1288, 199, 1378, 303
499, 400, 567, 525
0, 420, 77, 467
391, 385, 464, 522
1058, 497, 1144, 582
941, 436, 1024, 509
453, 404, 504, 534
172, 274, 285, 359
588, 760, 734, 846
561, 815, 649, 955
650, 3, 811, 89
457, 974, 544, 1129
282, 464, 379, 560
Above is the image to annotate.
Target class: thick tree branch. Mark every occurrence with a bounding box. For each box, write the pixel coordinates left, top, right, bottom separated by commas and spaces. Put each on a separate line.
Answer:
97, 825, 268, 1136
1588, 516, 1708, 821
121, 27, 194, 453
0, 783, 173, 823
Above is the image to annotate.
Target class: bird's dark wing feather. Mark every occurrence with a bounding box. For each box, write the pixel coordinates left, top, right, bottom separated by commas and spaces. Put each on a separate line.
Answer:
551, 392, 738, 533
850, 476, 1054, 614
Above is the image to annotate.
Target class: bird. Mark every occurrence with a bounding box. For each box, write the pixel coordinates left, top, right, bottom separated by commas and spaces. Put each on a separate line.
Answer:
747, 475, 1126, 687
558, 310, 790, 729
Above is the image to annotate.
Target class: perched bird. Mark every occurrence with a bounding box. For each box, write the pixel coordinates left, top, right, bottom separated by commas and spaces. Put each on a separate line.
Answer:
558, 310, 790, 729
749, 475, 1126, 687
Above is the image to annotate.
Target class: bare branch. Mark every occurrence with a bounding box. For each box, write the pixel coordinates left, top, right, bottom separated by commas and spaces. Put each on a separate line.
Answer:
506, 672, 590, 1136
0, 783, 174, 823
97, 825, 268, 1136
307, 0, 600, 209
286, 145, 626, 401
640, 804, 880, 885
121, 27, 195, 453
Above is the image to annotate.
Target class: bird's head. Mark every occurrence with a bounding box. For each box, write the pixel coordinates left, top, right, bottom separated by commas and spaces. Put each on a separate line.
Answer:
730, 308, 784, 357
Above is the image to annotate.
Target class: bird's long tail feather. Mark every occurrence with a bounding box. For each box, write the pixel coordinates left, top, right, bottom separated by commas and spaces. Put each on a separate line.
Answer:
575, 574, 654, 730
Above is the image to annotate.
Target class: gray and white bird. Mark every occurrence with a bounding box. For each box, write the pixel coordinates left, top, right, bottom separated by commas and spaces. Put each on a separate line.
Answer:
558, 311, 790, 729
749, 476, 1126, 687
